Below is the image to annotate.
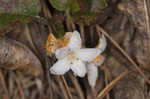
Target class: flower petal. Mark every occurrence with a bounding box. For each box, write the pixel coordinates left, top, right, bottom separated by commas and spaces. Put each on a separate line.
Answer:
55, 47, 70, 59
87, 63, 98, 88
97, 34, 107, 52
95, 55, 105, 66
68, 31, 81, 50
50, 58, 70, 75
75, 48, 101, 62
70, 59, 86, 77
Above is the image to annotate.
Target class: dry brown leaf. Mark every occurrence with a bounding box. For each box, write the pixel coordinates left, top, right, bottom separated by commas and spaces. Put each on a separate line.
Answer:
0, 37, 43, 77
45, 32, 72, 56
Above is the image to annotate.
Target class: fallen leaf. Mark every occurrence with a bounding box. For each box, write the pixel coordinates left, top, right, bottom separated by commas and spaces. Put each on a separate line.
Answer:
45, 32, 72, 55
0, 37, 43, 77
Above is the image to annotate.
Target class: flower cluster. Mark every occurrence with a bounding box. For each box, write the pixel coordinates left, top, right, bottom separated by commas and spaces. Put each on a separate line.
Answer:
50, 31, 107, 88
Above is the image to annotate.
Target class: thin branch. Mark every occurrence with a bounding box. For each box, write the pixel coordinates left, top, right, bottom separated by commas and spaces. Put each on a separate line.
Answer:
57, 76, 69, 99
0, 70, 9, 99
61, 75, 73, 99
39, 0, 52, 18
90, 26, 94, 45
79, 24, 85, 45
12, 72, 25, 99
96, 70, 129, 99
104, 67, 110, 99
69, 73, 85, 99
66, 10, 73, 31
30, 90, 38, 99
143, 0, 150, 66
96, 25, 150, 84
144, 0, 150, 35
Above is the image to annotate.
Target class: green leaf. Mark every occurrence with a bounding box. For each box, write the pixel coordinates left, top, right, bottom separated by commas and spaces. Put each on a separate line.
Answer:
0, 13, 31, 30
0, 0, 41, 30
67, 0, 80, 13
99, 0, 108, 8
90, 0, 108, 13
49, 0, 68, 11
49, 0, 80, 13
0, 0, 41, 15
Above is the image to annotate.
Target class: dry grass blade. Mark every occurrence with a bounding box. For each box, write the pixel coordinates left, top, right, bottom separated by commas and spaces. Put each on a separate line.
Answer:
96, 25, 150, 84
144, 0, 150, 36
104, 67, 110, 99
66, 12, 73, 31
144, 0, 150, 65
12, 72, 25, 99
39, 0, 52, 18
30, 90, 38, 99
61, 75, 73, 99
0, 70, 9, 99
79, 24, 85, 44
57, 76, 69, 99
69, 73, 85, 99
90, 26, 94, 44
96, 70, 129, 99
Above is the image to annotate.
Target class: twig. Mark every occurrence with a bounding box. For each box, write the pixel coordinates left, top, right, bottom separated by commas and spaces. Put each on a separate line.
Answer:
39, 0, 52, 18
30, 90, 38, 99
12, 72, 25, 99
104, 67, 110, 99
69, 73, 85, 99
96, 70, 129, 99
0, 70, 9, 99
70, 16, 76, 30
8, 73, 14, 96
90, 26, 94, 45
39, 0, 52, 32
57, 76, 69, 99
79, 24, 85, 45
45, 57, 54, 99
61, 75, 73, 99
144, 0, 150, 36
96, 25, 150, 84
143, 0, 150, 65
66, 10, 73, 31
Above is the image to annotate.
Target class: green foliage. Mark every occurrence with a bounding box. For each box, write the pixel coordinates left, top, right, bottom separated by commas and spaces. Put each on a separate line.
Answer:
49, 0, 68, 11
55, 22, 65, 38
98, 0, 108, 8
0, 0, 41, 30
0, 13, 31, 30
72, 12, 97, 25
49, 0, 80, 13
86, 0, 93, 10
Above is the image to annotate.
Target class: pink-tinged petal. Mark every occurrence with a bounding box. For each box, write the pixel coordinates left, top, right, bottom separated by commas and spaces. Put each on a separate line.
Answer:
68, 31, 82, 50
50, 58, 70, 75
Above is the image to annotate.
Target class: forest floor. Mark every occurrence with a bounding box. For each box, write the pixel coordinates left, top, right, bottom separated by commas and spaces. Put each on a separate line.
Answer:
0, 0, 150, 99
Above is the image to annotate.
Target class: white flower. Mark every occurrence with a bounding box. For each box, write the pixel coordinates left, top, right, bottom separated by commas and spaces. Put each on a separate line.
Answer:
50, 31, 102, 77
87, 56, 105, 87
97, 34, 107, 50
87, 34, 107, 87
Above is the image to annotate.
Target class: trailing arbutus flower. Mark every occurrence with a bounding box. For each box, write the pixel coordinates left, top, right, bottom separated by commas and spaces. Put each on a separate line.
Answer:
45, 30, 107, 87
50, 31, 102, 77
87, 34, 107, 87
